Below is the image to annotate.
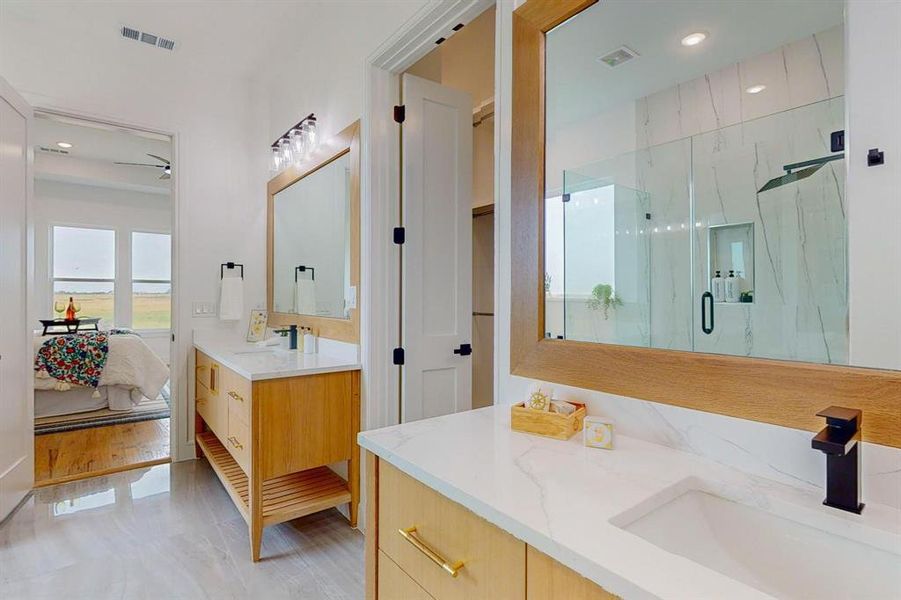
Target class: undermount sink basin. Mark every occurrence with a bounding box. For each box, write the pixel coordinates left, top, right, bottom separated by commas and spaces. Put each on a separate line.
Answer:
611, 478, 901, 599
232, 348, 278, 355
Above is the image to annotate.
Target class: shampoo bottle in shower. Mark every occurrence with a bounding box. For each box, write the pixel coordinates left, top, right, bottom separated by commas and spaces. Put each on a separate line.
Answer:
712, 270, 725, 302
725, 270, 739, 303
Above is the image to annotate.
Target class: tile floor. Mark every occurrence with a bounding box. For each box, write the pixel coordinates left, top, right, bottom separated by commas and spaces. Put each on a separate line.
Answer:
0, 459, 364, 599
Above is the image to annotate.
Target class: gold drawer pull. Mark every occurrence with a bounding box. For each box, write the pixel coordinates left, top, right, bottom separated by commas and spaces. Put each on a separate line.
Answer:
196, 397, 206, 405
227, 436, 244, 450
228, 390, 244, 402
398, 526, 464, 578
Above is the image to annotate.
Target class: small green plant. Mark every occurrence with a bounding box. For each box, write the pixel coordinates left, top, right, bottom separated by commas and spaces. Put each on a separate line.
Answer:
586, 283, 622, 320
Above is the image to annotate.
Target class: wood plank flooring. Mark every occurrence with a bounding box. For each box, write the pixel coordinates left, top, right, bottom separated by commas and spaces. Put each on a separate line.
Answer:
34, 418, 170, 487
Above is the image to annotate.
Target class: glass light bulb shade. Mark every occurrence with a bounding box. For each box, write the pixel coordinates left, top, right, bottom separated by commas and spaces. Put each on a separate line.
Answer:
279, 138, 293, 166
289, 128, 306, 157
304, 119, 318, 152
269, 147, 281, 173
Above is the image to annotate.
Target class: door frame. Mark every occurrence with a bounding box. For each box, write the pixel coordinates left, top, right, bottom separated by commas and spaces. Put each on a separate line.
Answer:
0, 76, 35, 519
362, 0, 495, 431
32, 106, 181, 462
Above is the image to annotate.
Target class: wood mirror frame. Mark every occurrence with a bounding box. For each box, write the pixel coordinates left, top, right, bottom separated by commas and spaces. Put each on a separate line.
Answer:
267, 119, 360, 344
510, 0, 900, 447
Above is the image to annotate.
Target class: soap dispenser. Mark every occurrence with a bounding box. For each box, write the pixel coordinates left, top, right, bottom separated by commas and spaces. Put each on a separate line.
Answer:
712, 270, 725, 302
725, 270, 739, 303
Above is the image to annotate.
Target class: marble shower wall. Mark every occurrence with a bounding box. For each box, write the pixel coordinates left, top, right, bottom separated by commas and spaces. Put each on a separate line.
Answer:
634, 24, 848, 362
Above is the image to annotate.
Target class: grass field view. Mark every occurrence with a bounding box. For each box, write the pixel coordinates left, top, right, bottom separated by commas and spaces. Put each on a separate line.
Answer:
53, 293, 170, 330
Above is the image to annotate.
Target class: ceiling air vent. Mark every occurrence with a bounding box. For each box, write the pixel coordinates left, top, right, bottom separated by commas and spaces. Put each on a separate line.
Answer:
598, 45, 639, 68
121, 26, 140, 41
38, 146, 70, 155
121, 26, 175, 51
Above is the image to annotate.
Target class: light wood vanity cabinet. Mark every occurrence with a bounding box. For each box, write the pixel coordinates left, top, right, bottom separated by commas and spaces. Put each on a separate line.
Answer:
195, 349, 360, 561
366, 454, 616, 600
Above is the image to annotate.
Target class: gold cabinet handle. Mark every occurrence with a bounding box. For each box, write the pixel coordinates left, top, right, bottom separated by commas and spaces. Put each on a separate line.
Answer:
195, 397, 206, 405
227, 436, 244, 450
227, 390, 244, 402
398, 526, 464, 577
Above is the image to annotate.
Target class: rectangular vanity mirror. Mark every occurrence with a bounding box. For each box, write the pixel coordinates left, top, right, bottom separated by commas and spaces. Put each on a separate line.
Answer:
267, 120, 360, 342
512, 0, 900, 446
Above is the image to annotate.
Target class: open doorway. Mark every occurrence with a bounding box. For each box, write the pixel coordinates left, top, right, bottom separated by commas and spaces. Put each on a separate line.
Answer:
398, 5, 496, 420
32, 112, 173, 486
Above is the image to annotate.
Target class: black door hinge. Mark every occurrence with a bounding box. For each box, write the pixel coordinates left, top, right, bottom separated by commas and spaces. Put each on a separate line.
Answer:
562, 193, 571, 203
393, 227, 405, 244
393, 347, 405, 365
394, 105, 406, 123
171, 333, 175, 342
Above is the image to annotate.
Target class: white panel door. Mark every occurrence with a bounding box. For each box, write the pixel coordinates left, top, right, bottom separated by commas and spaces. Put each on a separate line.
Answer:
0, 77, 33, 521
401, 74, 473, 422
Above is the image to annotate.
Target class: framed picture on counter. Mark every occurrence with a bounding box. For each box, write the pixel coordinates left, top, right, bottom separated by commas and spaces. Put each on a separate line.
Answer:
246, 309, 269, 342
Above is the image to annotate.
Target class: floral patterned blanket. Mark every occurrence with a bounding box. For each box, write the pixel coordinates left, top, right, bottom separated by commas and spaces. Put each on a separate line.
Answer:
34, 331, 111, 389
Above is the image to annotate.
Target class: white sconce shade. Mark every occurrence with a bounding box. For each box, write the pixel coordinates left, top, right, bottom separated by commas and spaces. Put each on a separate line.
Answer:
279, 138, 293, 167
269, 146, 281, 173
289, 128, 306, 163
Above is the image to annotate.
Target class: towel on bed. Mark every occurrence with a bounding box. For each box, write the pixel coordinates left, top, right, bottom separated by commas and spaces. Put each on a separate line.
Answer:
34, 331, 109, 389
34, 331, 169, 401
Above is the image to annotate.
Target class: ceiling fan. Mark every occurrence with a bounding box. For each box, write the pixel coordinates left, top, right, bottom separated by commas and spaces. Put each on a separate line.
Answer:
114, 153, 171, 180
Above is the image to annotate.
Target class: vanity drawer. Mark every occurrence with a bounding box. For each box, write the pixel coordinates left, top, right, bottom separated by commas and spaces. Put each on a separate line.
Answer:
526, 546, 618, 600
378, 461, 526, 600
226, 406, 251, 473
222, 366, 252, 424
378, 550, 435, 600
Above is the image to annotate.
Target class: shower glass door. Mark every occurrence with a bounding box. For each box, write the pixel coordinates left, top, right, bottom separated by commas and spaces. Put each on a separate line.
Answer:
691, 97, 848, 363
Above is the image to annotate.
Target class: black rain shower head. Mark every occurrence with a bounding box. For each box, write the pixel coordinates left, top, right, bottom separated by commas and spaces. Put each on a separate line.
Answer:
757, 153, 844, 193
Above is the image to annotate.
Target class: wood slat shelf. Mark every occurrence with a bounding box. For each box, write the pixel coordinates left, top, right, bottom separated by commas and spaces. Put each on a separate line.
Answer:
196, 431, 351, 527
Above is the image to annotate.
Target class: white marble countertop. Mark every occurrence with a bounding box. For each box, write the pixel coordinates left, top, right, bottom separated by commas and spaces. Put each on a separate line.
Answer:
358, 406, 901, 600
193, 338, 360, 381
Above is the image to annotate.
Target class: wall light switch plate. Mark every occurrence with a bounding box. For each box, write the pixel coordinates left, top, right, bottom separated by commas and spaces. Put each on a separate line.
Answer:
193, 302, 216, 317
347, 286, 357, 309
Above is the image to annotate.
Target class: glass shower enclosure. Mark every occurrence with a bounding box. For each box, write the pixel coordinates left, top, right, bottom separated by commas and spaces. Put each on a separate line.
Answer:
555, 97, 847, 365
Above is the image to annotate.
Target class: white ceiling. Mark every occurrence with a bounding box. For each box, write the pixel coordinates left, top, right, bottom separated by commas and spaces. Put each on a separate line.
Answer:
547, 0, 845, 129
34, 114, 172, 193
35, 115, 170, 164
0, 0, 312, 83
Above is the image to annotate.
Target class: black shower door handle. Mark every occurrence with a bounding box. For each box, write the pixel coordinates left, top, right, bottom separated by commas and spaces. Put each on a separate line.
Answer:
701, 292, 714, 335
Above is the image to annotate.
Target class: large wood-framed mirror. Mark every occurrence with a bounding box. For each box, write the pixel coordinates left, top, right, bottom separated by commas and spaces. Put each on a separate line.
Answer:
267, 120, 360, 343
511, 1, 900, 446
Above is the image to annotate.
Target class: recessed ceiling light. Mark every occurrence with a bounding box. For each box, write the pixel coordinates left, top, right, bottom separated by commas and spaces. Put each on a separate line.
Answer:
56, 141, 73, 149
746, 84, 767, 94
681, 32, 707, 47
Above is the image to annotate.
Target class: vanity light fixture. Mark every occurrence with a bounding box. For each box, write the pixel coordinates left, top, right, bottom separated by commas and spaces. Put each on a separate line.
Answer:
269, 113, 319, 174
680, 32, 707, 47
56, 141, 73, 149
746, 84, 767, 94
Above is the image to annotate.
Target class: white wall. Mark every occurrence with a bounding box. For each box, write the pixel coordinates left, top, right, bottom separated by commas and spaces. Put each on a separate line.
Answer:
265, 2, 428, 146
33, 179, 171, 362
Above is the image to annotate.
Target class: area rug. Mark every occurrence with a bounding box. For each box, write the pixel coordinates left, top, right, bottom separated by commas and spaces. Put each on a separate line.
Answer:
35, 384, 170, 435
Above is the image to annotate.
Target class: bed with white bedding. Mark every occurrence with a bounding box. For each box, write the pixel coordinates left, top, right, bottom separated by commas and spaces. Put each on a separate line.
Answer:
33, 332, 170, 418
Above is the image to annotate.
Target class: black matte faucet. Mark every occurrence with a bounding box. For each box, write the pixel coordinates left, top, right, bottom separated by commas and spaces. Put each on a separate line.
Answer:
812, 406, 864, 514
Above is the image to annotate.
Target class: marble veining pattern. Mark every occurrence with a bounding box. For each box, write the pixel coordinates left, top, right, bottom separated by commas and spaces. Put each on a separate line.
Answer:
0, 461, 363, 599
359, 406, 901, 600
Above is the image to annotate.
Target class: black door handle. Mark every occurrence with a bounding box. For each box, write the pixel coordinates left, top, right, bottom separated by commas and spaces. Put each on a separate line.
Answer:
701, 292, 714, 334
453, 343, 472, 356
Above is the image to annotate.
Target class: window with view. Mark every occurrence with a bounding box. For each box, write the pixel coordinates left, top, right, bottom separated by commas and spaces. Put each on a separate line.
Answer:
52, 226, 116, 328
132, 232, 171, 330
